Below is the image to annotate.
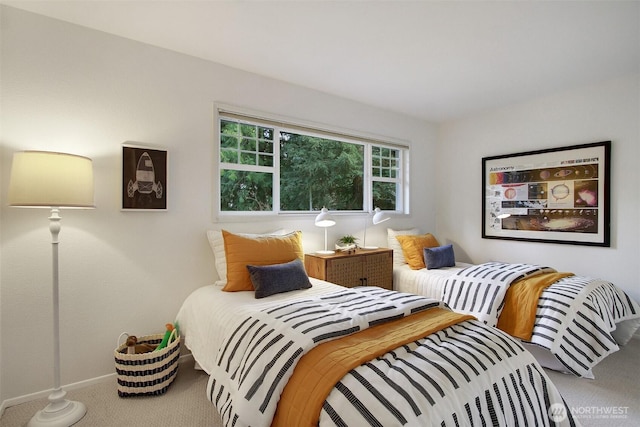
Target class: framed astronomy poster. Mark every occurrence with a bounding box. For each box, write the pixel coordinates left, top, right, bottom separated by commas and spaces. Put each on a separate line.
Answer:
482, 141, 610, 247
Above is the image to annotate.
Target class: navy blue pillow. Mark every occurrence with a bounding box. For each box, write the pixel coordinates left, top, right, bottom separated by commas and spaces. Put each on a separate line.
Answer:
246, 259, 312, 299
423, 244, 455, 270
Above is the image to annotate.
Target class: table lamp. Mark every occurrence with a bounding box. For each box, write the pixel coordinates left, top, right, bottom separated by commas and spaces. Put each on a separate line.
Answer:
361, 207, 390, 249
314, 207, 336, 254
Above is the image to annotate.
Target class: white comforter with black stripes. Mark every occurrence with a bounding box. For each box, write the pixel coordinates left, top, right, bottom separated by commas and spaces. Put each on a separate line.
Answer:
442, 262, 640, 377
184, 281, 578, 427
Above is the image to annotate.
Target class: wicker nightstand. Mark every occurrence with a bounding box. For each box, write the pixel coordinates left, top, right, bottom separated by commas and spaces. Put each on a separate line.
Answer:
304, 248, 393, 290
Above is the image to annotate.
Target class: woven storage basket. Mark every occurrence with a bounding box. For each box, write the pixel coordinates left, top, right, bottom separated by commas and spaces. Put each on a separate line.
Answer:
114, 330, 180, 397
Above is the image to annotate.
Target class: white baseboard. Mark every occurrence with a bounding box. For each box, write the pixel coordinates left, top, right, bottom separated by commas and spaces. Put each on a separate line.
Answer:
0, 354, 194, 417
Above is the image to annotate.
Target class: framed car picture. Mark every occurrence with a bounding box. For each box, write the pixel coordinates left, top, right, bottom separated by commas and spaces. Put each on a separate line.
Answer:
482, 141, 610, 246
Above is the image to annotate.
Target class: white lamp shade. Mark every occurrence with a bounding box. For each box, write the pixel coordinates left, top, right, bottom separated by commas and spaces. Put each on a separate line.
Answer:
314, 207, 336, 227
372, 207, 390, 225
8, 151, 95, 208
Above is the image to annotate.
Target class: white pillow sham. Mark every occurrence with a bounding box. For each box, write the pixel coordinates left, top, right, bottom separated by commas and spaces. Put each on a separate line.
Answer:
387, 227, 420, 266
206, 229, 287, 286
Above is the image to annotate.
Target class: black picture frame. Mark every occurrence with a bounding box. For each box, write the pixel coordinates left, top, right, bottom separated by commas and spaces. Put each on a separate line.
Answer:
482, 141, 610, 247
122, 144, 168, 211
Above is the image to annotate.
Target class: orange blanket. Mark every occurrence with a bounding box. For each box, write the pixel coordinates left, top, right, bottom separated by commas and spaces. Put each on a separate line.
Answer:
497, 272, 573, 341
272, 308, 474, 427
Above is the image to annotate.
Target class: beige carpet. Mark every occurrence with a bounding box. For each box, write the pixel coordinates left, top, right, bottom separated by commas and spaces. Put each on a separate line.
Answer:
545, 334, 640, 426
3, 335, 639, 426
1, 361, 223, 427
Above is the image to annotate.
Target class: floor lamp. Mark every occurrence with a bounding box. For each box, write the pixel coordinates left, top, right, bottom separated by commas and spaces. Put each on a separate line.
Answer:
9, 151, 94, 427
314, 207, 336, 254
361, 207, 390, 249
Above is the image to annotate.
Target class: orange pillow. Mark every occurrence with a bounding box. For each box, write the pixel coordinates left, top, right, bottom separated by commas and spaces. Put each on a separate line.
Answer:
396, 234, 440, 270
222, 230, 304, 291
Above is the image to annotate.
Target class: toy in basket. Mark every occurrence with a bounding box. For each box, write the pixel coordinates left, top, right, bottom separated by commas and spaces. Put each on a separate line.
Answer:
114, 323, 180, 397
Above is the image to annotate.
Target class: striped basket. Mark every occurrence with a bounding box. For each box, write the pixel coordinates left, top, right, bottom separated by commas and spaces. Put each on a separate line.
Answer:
114, 329, 180, 397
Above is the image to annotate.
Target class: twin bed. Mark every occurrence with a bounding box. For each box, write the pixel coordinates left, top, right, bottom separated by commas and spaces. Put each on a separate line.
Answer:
394, 262, 640, 378
175, 229, 597, 426
178, 278, 578, 426
388, 228, 640, 379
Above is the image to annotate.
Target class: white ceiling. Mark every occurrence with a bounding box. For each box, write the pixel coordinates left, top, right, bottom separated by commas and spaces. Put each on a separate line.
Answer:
3, 0, 639, 122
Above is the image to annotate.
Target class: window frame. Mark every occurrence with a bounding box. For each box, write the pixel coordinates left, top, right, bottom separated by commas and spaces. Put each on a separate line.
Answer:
215, 104, 410, 219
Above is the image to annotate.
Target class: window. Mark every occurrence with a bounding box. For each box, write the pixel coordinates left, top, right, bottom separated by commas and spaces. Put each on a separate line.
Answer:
218, 109, 408, 216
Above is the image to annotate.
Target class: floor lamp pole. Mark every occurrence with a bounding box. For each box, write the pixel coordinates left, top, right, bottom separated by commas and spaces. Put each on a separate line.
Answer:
28, 209, 86, 427
51, 209, 61, 395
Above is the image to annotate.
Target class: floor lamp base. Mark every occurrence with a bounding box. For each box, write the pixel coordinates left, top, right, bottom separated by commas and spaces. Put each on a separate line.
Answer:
28, 389, 86, 427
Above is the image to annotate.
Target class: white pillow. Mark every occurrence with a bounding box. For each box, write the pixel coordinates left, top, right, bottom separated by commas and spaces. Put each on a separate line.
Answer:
206, 229, 287, 286
387, 227, 420, 266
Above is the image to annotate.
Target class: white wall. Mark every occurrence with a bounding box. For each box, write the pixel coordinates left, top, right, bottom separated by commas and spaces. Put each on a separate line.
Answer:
0, 7, 438, 403
437, 74, 640, 303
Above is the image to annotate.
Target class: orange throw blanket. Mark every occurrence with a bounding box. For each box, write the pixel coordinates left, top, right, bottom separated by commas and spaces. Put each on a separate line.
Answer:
272, 308, 474, 427
497, 272, 573, 341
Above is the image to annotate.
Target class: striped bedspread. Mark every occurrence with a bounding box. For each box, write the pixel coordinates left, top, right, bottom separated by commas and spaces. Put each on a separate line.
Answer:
206, 285, 577, 426
442, 262, 555, 326
443, 262, 640, 377
528, 275, 639, 377
321, 320, 576, 426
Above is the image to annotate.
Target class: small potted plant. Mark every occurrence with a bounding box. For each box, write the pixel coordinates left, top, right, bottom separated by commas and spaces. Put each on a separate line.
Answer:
336, 235, 358, 252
